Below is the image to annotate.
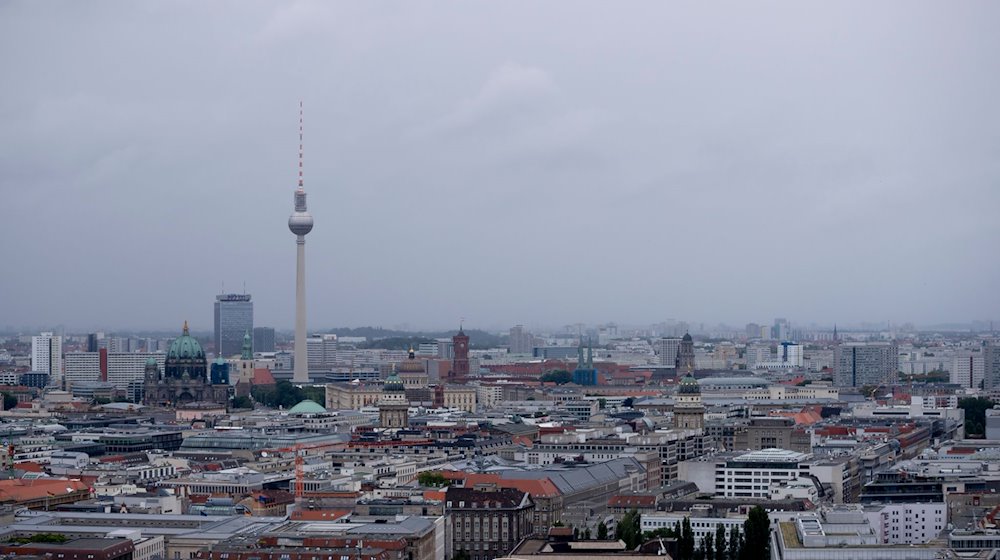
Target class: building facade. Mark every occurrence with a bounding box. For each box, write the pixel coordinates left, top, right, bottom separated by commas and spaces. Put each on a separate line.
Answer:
144, 322, 229, 406
32, 332, 63, 388
446, 485, 534, 560
253, 327, 276, 353
833, 342, 899, 388
214, 293, 253, 358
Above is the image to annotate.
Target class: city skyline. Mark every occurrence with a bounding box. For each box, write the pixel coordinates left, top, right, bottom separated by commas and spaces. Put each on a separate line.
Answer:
2, 2, 999, 330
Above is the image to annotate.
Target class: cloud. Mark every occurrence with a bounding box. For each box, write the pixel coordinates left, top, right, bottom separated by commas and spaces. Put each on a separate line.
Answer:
436, 63, 560, 131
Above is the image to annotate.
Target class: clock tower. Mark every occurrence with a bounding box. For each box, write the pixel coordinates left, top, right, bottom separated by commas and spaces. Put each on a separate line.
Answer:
451, 326, 470, 383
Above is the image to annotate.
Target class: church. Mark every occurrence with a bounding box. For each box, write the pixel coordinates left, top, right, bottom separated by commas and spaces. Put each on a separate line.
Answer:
144, 322, 230, 407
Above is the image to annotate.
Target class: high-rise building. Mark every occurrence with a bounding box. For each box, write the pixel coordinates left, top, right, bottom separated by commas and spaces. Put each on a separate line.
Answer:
508, 325, 536, 354
31, 332, 63, 388
773, 318, 790, 341
984, 342, 1000, 390
654, 337, 681, 368
306, 334, 337, 369
64, 352, 101, 388
252, 327, 276, 353
834, 342, 899, 388
214, 293, 253, 358
86, 332, 104, 352
288, 102, 314, 384
951, 351, 984, 389
65, 351, 167, 391
779, 341, 803, 367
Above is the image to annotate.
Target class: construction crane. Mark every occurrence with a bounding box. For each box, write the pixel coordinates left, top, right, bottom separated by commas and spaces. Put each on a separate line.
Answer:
271, 441, 344, 503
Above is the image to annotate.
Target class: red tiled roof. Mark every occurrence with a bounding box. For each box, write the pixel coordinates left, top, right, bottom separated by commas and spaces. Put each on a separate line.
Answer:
253, 368, 276, 385
0, 478, 88, 503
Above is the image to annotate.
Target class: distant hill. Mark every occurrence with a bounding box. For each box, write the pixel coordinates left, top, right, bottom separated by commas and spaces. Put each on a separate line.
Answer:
325, 327, 505, 349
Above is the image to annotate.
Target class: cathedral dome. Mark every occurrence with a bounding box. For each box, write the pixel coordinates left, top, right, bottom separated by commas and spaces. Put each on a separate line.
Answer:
145, 357, 158, 367
682, 333, 692, 342
677, 374, 701, 394
398, 347, 425, 374
168, 321, 205, 361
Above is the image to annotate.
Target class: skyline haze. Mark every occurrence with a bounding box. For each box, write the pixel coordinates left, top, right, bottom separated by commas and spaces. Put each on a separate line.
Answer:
2, 2, 999, 332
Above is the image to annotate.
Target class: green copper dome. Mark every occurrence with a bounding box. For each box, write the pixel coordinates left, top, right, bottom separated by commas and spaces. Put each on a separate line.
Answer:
167, 321, 206, 361
288, 399, 326, 414
145, 357, 158, 367
677, 374, 701, 394
384, 371, 406, 393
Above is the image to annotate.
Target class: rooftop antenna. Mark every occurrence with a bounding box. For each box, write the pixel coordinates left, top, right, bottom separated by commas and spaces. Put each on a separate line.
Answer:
298, 100, 304, 190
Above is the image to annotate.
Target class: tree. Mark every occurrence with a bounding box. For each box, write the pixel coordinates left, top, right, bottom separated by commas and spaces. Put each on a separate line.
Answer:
417, 471, 448, 487
615, 509, 642, 550
232, 395, 253, 409
680, 517, 695, 560
714, 524, 727, 560
598, 398, 607, 409
742, 506, 770, 560
1, 392, 16, 410
597, 523, 608, 540
573, 527, 580, 539
959, 397, 996, 438
703, 534, 715, 560
728, 525, 742, 560
584, 528, 591, 540
622, 397, 634, 408
540, 370, 572, 384
451, 551, 470, 560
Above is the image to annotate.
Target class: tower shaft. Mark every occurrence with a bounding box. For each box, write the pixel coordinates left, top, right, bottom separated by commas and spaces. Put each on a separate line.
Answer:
293, 236, 308, 383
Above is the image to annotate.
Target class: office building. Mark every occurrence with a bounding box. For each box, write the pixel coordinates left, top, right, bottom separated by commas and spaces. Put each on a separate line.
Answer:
714, 449, 811, 499
214, 293, 253, 358
65, 351, 167, 391
951, 351, 984, 389
446, 485, 534, 560
64, 352, 101, 388
654, 338, 681, 368
32, 332, 63, 388
833, 342, 899, 388
253, 327, 276, 353
984, 342, 1000, 390
508, 325, 536, 354
307, 334, 338, 368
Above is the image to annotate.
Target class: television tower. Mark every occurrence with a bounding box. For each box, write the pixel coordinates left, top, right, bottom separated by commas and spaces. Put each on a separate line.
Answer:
288, 102, 313, 383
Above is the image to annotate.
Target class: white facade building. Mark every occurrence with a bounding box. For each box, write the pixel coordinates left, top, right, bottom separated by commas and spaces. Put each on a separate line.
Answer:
951, 351, 984, 389
715, 449, 811, 499
655, 338, 681, 367
64, 351, 101, 388
307, 334, 338, 368
641, 512, 744, 542
863, 503, 946, 545
32, 332, 63, 387
108, 352, 166, 390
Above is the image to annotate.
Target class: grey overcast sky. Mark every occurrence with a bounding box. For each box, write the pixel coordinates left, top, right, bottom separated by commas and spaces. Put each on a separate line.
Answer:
1, 1, 998, 333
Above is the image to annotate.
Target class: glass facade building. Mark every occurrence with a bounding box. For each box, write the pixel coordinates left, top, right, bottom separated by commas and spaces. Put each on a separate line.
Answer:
214, 293, 253, 358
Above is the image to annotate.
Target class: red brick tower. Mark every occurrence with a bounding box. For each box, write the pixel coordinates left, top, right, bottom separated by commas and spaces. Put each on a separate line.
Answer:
451, 326, 470, 383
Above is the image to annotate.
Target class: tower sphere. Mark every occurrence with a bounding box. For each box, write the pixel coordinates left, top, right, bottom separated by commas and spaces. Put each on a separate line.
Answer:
288, 211, 313, 236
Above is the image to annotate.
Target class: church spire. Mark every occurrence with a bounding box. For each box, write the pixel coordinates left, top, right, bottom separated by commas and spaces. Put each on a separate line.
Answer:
241, 330, 252, 360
